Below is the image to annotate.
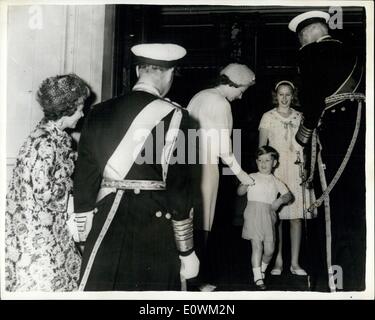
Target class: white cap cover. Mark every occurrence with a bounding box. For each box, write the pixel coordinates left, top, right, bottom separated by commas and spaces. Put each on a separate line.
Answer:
288, 11, 330, 33
131, 43, 186, 68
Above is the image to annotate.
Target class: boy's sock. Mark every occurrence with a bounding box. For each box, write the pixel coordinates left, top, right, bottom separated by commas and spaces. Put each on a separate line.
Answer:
261, 261, 268, 279
252, 267, 263, 282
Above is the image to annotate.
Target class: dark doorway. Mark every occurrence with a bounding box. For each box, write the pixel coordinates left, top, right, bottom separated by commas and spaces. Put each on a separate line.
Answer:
111, 4, 367, 292
112, 5, 365, 167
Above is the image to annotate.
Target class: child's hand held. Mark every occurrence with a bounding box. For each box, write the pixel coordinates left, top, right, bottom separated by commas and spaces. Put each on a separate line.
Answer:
271, 199, 281, 212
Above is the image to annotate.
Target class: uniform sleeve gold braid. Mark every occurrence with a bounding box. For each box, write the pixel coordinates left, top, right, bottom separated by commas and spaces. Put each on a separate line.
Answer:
172, 217, 194, 252
296, 124, 313, 145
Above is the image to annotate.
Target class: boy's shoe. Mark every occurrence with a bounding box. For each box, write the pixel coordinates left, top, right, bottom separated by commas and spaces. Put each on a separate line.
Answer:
254, 279, 266, 290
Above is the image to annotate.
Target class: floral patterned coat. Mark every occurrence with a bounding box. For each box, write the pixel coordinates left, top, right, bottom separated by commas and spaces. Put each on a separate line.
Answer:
5, 119, 81, 291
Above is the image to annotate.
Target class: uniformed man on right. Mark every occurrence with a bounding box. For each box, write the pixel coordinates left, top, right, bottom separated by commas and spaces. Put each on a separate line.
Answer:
289, 10, 366, 291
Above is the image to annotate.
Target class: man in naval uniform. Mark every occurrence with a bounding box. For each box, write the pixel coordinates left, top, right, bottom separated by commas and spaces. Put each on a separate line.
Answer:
73, 43, 200, 291
289, 11, 366, 291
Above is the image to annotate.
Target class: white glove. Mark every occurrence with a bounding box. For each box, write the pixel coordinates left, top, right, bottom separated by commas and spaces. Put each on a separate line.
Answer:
179, 251, 200, 280
66, 195, 80, 242
74, 209, 96, 242
71, 132, 81, 144
66, 214, 80, 242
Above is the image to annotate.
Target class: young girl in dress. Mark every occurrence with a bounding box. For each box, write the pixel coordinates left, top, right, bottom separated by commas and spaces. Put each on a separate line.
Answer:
259, 80, 316, 276
238, 146, 293, 290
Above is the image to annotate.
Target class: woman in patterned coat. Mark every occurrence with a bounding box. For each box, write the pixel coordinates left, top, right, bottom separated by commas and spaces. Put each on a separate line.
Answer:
5, 74, 90, 291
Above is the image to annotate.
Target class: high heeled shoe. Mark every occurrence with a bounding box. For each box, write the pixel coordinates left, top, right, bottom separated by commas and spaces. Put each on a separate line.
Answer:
199, 283, 217, 292
290, 266, 307, 276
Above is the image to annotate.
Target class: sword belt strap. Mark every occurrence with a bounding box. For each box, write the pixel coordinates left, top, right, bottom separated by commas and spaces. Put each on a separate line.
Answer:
306, 97, 364, 214
307, 92, 365, 186
324, 92, 365, 112
101, 179, 166, 191
79, 189, 125, 291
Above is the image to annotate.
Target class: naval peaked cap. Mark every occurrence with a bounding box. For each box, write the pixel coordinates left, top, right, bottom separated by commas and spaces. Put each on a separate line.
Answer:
289, 11, 330, 33
131, 43, 187, 68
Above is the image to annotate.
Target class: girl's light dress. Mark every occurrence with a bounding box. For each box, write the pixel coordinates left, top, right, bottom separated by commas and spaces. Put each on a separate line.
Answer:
259, 108, 316, 219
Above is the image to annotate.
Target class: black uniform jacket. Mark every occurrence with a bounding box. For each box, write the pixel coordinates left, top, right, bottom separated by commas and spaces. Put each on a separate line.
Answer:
297, 35, 359, 131
297, 36, 366, 291
73, 90, 200, 290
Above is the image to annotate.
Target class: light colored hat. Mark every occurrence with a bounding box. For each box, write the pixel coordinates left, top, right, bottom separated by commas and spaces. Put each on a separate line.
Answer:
220, 63, 256, 87
131, 43, 186, 68
288, 11, 330, 33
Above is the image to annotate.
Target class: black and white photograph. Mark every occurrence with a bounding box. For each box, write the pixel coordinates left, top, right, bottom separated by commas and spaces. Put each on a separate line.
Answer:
0, 0, 373, 302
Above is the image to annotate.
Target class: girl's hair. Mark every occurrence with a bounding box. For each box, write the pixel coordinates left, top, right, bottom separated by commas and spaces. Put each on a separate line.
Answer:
275, 80, 295, 91
256, 145, 279, 161
271, 80, 300, 108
